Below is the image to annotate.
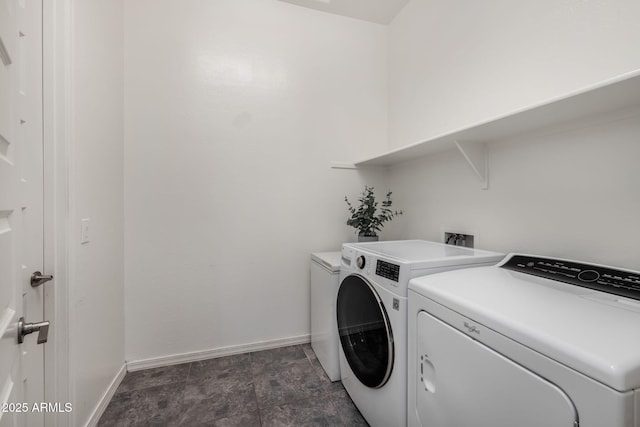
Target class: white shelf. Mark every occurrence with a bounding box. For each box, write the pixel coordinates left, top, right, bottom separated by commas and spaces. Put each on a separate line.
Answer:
354, 70, 640, 168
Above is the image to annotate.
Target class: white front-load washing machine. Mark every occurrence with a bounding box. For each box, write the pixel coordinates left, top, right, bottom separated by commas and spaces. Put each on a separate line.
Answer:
408, 253, 640, 427
337, 240, 504, 427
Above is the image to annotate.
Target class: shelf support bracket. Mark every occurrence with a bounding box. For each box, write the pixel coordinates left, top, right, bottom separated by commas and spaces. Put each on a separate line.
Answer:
454, 140, 488, 190
330, 161, 357, 170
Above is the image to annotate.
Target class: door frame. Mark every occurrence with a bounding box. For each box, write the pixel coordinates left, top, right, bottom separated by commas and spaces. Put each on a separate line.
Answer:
42, 1, 71, 426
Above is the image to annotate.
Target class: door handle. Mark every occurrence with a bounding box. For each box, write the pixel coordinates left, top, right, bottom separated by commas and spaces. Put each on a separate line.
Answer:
17, 317, 50, 344
31, 271, 53, 287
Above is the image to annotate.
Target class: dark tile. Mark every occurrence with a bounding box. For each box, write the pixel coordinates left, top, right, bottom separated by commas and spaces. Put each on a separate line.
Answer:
176, 397, 218, 426
187, 353, 252, 384
178, 396, 260, 426
250, 345, 308, 375
261, 398, 342, 427
183, 379, 258, 419
98, 346, 367, 427
332, 394, 369, 426
184, 353, 257, 421
98, 382, 186, 427
301, 343, 317, 361
253, 360, 326, 409
326, 384, 350, 401
214, 411, 261, 427
309, 358, 348, 398
115, 363, 190, 395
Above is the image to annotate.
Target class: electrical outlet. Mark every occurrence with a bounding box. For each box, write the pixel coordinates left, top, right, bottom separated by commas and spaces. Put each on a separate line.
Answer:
80, 218, 90, 244
444, 232, 474, 248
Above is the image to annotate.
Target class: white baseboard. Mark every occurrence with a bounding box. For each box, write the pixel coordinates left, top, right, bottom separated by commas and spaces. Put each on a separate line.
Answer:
85, 363, 127, 427
126, 334, 311, 372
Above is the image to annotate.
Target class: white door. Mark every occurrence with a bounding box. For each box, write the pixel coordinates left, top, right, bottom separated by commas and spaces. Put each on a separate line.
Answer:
414, 311, 578, 427
0, 1, 47, 426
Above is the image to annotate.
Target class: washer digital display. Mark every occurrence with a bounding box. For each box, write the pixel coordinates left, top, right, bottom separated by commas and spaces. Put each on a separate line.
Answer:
376, 260, 400, 282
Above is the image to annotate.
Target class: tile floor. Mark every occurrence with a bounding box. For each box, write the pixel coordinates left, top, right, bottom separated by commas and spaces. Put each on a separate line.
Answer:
98, 344, 369, 426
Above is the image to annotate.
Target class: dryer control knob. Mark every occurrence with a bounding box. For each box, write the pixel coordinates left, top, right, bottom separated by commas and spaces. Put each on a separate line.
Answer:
356, 256, 366, 270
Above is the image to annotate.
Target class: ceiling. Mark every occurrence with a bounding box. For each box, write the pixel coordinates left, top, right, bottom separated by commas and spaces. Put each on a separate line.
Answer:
278, 0, 409, 25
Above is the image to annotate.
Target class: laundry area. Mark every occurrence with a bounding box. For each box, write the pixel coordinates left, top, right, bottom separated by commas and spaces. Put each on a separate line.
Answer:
1, 0, 640, 426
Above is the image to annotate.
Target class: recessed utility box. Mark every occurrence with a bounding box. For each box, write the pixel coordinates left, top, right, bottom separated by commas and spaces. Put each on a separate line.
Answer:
444, 232, 474, 248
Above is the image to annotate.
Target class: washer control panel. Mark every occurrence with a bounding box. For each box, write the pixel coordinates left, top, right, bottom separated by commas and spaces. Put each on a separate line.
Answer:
502, 254, 640, 300
376, 260, 400, 282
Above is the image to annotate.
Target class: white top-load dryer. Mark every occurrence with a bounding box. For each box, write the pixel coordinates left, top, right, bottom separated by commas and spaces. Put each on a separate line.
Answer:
310, 251, 342, 381
408, 253, 640, 427
337, 240, 504, 427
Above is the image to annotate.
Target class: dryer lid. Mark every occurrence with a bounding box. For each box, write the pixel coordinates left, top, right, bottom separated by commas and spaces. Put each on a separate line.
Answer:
409, 256, 640, 392
311, 251, 342, 272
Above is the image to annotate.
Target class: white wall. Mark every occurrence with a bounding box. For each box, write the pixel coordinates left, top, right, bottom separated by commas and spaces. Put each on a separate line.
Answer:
388, 0, 640, 148
385, 0, 640, 270
124, 0, 388, 362
386, 113, 640, 270
122, 0, 640, 367
68, 0, 125, 424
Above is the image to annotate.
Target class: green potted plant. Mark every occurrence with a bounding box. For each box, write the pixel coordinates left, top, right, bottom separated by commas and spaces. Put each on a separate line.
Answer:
345, 186, 403, 242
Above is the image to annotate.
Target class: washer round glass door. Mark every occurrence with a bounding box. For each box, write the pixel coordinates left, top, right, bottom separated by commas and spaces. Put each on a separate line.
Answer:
337, 274, 394, 388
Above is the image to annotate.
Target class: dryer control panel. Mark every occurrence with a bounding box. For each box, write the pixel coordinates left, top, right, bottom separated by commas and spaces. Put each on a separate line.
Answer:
502, 254, 640, 301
